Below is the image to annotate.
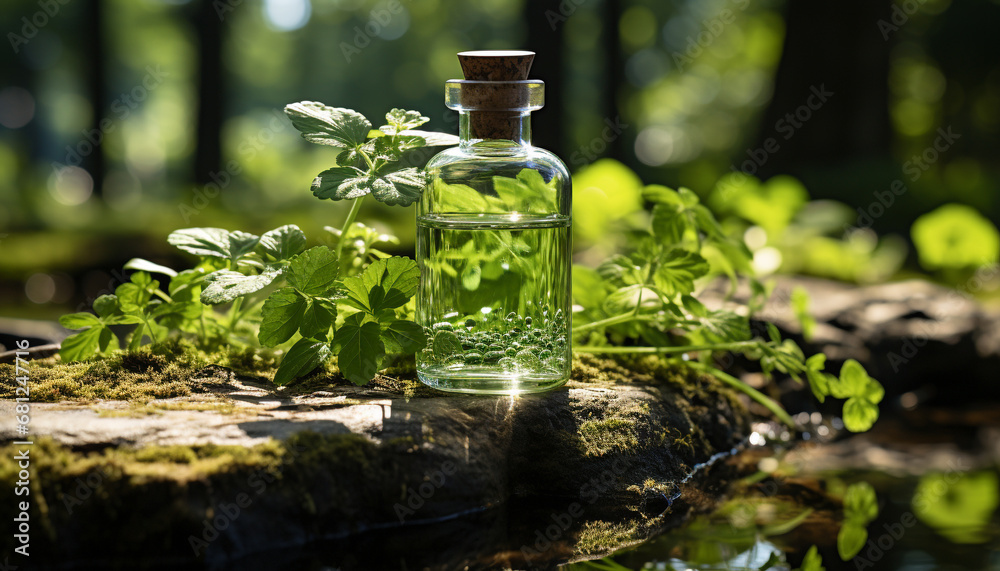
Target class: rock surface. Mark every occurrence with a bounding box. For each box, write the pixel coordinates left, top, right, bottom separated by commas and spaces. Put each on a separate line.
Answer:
703, 276, 1000, 405
0, 356, 750, 570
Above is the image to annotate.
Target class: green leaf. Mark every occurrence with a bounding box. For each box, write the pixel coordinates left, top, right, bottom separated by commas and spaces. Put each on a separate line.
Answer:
642, 184, 683, 206
92, 294, 121, 318
842, 398, 880, 432
805, 354, 832, 403
461, 263, 482, 290
800, 545, 824, 571
912, 204, 1000, 270
843, 482, 878, 522
384, 108, 429, 132
597, 254, 646, 287
400, 129, 460, 147
168, 228, 231, 258
792, 287, 816, 340
381, 320, 427, 354
603, 285, 663, 315
287, 246, 340, 296
300, 298, 337, 340
652, 249, 709, 295
651, 202, 690, 244
913, 471, 999, 544
124, 258, 177, 277
273, 338, 332, 386
201, 266, 282, 305
312, 167, 370, 201
333, 313, 385, 385
59, 327, 105, 362
258, 288, 307, 347
258, 224, 307, 260
284, 101, 372, 149
371, 167, 427, 206
431, 329, 462, 358
116, 274, 158, 314
837, 520, 868, 561
342, 257, 419, 314
227, 231, 260, 262
59, 312, 101, 329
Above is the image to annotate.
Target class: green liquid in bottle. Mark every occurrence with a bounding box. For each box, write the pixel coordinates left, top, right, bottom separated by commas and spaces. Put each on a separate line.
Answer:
416, 213, 571, 394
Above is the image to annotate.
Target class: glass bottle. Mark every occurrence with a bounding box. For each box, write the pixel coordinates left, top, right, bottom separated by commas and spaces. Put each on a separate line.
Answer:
416, 50, 572, 394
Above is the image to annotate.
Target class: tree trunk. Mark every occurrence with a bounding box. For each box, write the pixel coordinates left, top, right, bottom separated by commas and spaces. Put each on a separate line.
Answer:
193, 0, 224, 185
751, 0, 893, 179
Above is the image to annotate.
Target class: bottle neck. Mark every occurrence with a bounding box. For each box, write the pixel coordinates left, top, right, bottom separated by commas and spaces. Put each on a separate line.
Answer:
459, 110, 532, 149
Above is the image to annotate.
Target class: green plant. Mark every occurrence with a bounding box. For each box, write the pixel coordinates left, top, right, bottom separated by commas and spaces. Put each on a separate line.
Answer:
837, 481, 878, 560
571, 184, 883, 432
58, 223, 425, 386
911, 203, 1000, 272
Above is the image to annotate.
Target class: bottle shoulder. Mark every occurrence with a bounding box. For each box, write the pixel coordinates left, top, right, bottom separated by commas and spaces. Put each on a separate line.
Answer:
427, 145, 570, 179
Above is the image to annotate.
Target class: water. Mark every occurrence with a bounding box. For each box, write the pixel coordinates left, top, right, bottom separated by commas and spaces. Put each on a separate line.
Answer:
415, 213, 572, 393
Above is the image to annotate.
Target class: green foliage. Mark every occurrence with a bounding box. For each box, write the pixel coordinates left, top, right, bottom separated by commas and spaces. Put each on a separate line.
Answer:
911, 203, 1000, 271
913, 471, 999, 544
59, 224, 424, 387
798, 546, 825, 571
838, 482, 878, 560
573, 179, 883, 432
285, 102, 458, 207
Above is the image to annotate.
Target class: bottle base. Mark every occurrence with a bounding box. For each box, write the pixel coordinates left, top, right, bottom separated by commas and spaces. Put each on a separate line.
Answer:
417, 365, 569, 395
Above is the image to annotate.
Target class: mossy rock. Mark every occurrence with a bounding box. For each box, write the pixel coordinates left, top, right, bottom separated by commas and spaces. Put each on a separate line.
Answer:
0, 349, 751, 569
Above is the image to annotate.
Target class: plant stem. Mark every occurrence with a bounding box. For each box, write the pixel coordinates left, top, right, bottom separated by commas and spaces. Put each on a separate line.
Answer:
227, 297, 243, 337
687, 361, 796, 429
336, 196, 366, 259
572, 340, 761, 354
572, 313, 659, 335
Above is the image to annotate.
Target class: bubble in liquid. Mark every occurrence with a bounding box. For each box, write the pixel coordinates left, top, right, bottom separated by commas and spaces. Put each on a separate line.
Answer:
433, 321, 454, 332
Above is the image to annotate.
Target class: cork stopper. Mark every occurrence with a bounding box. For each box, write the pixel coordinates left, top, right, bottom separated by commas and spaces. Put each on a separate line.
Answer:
450, 50, 543, 142
458, 50, 534, 81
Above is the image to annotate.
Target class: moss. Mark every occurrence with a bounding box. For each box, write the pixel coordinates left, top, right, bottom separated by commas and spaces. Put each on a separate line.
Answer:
575, 520, 640, 555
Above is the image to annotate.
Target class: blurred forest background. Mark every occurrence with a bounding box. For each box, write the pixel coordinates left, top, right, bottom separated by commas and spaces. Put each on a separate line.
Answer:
1, 0, 999, 320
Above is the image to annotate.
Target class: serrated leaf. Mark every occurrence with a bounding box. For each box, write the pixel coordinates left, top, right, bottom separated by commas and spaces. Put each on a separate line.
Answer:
371, 167, 427, 206
124, 258, 177, 277
92, 294, 121, 318
227, 231, 260, 262
386, 108, 429, 131
651, 203, 690, 244
59, 327, 104, 362
342, 257, 419, 314
603, 285, 663, 315
284, 101, 371, 149
273, 337, 332, 386
258, 288, 307, 347
59, 312, 101, 329
842, 398, 880, 432
312, 167, 370, 201
598, 254, 647, 287
333, 313, 385, 385
201, 266, 282, 305
287, 246, 339, 295
381, 320, 426, 354
168, 228, 231, 258
300, 298, 336, 340
258, 224, 307, 260
652, 249, 709, 295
